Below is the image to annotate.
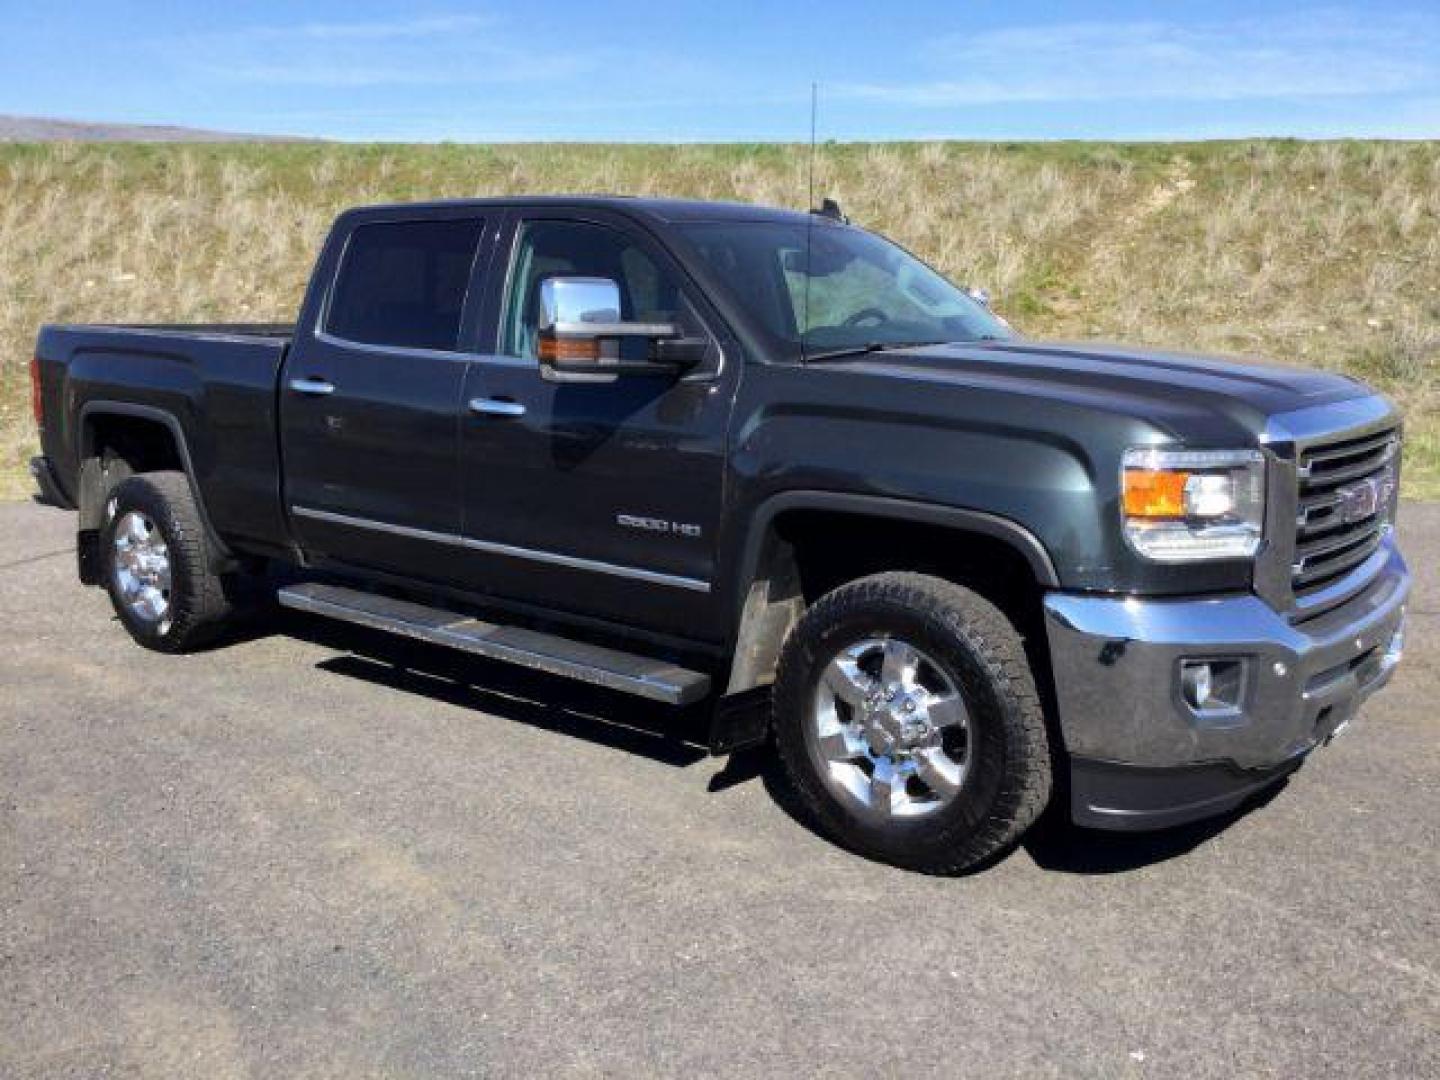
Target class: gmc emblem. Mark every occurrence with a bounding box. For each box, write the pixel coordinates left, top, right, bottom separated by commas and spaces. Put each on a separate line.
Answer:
1336, 476, 1383, 524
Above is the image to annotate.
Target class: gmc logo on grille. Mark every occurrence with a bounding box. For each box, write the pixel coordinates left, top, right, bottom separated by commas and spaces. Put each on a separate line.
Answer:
1336, 473, 1391, 524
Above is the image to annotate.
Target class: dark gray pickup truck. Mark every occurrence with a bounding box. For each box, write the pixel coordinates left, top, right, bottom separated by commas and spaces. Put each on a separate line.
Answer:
30, 196, 1410, 872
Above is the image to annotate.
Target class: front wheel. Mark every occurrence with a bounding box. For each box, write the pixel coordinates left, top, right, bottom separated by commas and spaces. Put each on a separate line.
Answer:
773, 572, 1053, 874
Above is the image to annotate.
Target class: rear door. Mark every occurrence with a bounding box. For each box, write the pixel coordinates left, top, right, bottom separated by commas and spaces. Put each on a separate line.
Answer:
280, 210, 495, 580
456, 209, 737, 639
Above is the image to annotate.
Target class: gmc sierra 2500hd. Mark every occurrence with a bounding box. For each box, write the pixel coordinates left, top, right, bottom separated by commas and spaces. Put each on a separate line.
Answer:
31, 196, 1409, 872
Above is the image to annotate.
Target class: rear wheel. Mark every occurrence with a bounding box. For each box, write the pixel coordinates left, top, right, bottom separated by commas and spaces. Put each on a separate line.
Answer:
773, 572, 1052, 874
100, 471, 236, 652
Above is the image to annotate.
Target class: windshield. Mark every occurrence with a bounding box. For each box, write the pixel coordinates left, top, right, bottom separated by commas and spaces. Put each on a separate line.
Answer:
676, 220, 1014, 359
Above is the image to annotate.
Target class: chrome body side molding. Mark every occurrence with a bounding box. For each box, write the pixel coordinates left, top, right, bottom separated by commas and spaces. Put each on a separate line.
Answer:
289, 505, 712, 593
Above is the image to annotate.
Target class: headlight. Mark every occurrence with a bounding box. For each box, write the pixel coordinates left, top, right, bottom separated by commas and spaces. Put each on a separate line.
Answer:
1121, 447, 1265, 562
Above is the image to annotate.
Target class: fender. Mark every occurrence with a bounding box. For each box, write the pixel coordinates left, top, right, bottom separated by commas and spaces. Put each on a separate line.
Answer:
720, 490, 1059, 698
76, 400, 234, 563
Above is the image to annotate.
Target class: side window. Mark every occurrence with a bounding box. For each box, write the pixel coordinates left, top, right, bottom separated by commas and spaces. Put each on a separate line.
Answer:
326, 218, 484, 351
502, 220, 689, 361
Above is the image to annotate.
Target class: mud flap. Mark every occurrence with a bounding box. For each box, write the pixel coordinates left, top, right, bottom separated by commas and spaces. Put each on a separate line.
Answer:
77, 530, 102, 586
708, 685, 773, 755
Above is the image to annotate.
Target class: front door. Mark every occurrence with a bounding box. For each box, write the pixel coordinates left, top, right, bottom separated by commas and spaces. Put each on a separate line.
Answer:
458, 212, 736, 640
280, 212, 493, 580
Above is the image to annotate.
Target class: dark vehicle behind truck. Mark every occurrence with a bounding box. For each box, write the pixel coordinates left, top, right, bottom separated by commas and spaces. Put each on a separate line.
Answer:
31, 197, 1409, 872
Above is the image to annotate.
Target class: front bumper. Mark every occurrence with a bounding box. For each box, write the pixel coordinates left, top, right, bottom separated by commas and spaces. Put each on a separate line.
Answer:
1044, 537, 1409, 830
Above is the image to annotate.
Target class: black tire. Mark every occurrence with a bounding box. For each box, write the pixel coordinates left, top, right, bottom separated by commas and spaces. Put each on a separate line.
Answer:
773, 572, 1052, 874
100, 471, 235, 653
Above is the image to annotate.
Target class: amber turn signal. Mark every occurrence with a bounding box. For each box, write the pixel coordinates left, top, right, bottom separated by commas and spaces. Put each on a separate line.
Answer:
1122, 468, 1189, 519
538, 336, 599, 362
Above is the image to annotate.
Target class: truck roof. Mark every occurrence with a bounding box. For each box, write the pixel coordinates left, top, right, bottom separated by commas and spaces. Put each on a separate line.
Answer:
343, 195, 815, 227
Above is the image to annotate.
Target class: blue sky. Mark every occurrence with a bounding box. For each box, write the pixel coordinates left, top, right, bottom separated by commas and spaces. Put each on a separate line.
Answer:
1, 1, 1437, 140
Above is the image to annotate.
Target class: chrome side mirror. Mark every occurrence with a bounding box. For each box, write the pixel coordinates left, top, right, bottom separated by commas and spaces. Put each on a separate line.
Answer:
965, 286, 991, 307
538, 276, 688, 382
540, 277, 626, 334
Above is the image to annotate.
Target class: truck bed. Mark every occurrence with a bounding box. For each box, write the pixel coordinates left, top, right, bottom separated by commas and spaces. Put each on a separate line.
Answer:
34, 321, 295, 553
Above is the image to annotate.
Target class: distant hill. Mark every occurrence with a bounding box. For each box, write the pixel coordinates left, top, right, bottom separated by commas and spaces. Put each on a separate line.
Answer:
0, 114, 309, 142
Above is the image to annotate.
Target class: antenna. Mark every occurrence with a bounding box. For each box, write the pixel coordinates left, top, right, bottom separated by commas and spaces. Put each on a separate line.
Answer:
802, 82, 817, 362
807, 82, 818, 212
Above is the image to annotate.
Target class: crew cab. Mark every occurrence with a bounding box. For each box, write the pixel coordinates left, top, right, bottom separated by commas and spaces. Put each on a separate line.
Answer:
30, 196, 1410, 872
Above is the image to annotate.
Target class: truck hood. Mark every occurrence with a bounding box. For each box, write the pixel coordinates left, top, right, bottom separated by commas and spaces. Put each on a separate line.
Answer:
828, 338, 1372, 439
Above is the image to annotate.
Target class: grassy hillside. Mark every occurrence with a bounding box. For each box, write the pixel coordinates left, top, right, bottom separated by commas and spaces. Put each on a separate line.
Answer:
2, 140, 1436, 498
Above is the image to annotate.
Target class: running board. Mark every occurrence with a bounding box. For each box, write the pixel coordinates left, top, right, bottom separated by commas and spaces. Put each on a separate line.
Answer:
277, 582, 711, 706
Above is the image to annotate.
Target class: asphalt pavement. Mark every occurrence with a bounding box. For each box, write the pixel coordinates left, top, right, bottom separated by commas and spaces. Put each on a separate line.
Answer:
2, 499, 1436, 1078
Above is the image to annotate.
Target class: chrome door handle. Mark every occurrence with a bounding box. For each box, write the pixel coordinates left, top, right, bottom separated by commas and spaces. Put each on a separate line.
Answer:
289, 377, 335, 396
469, 398, 526, 418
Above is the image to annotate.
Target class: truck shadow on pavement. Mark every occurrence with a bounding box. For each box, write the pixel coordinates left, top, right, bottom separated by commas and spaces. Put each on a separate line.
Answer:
270, 610, 714, 768
1018, 780, 1287, 874
261, 608, 1284, 877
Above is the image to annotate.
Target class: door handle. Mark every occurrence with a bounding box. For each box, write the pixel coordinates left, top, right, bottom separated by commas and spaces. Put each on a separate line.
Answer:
289, 377, 336, 396
469, 397, 526, 418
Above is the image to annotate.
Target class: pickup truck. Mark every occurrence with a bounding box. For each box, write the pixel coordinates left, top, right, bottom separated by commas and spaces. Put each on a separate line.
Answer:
30, 196, 1409, 873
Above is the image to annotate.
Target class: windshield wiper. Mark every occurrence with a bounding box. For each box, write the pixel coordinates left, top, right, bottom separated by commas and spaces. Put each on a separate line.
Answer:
803, 340, 948, 363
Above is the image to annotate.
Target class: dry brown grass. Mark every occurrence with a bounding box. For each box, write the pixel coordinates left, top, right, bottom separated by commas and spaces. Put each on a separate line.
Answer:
2, 139, 1436, 498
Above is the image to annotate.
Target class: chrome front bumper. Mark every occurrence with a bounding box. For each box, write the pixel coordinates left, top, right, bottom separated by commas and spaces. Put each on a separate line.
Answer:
1044, 537, 1409, 827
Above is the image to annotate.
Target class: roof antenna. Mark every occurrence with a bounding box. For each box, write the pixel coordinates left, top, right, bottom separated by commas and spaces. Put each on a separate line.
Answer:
802, 82, 818, 362
806, 84, 847, 224
807, 82, 818, 214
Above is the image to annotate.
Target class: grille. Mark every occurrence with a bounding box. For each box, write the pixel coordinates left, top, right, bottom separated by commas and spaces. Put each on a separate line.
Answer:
1292, 427, 1398, 595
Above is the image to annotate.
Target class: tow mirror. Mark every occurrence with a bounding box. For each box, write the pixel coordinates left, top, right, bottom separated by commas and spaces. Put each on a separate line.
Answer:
537, 277, 701, 382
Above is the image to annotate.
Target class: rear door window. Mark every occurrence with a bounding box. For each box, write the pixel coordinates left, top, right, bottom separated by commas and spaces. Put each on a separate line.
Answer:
326, 218, 485, 351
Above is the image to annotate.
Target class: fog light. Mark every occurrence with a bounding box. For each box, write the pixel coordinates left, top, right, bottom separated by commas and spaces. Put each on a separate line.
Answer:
1179, 659, 1245, 716
1181, 661, 1213, 707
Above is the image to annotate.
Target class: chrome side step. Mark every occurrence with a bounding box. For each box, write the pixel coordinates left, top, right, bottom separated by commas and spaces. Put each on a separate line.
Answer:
277, 582, 711, 706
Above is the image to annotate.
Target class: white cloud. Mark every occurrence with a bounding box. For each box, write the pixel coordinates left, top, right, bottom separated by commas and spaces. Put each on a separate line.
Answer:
177, 10, 574, 87
176, 10, 746, 99
223, 14, 495, 43
838, 9, 1440, 106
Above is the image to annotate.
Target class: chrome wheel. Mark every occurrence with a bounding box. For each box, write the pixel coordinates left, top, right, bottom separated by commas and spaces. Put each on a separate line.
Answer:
807, 637, 972, 821
112, 510, 172, 632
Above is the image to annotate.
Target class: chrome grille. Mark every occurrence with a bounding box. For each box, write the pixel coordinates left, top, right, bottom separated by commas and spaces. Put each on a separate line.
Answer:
1292, 427, 1398, 595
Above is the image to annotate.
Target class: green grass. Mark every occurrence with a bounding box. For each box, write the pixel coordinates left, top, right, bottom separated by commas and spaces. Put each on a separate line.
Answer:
2, 139, 1437, 498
